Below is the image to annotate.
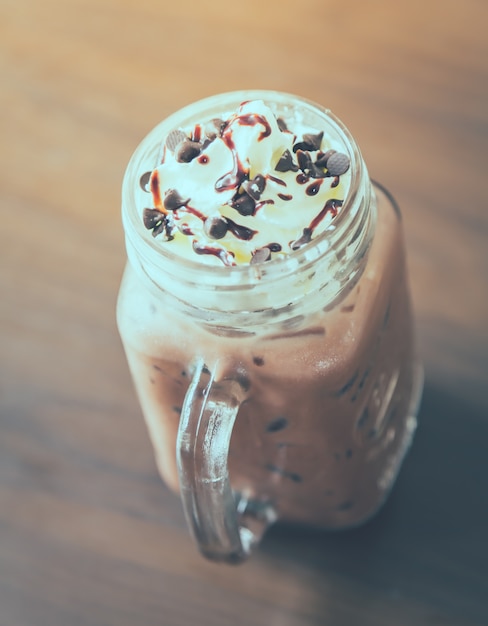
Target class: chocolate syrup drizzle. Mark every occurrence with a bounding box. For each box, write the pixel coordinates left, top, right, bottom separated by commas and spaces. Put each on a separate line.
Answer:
150, 170, 164, 209
225, 217, 257, 241
290, 199, 343, 250
192, 240, 236, 266
142, 104, 350, 265
215, 113, 271, 192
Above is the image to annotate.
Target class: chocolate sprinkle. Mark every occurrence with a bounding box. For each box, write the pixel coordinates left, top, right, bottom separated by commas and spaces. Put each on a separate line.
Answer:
166, 129, 188, 152
326, 152, 350, 177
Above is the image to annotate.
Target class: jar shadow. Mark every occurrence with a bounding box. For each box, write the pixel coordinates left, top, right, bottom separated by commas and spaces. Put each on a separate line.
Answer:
259, 382, 488, 624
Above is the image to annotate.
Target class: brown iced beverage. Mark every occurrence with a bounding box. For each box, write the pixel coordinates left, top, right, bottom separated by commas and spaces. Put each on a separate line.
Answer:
117, 91, 422, 562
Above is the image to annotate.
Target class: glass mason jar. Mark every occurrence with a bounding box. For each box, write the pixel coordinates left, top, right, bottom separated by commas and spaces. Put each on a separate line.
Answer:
116, 91, 423, 564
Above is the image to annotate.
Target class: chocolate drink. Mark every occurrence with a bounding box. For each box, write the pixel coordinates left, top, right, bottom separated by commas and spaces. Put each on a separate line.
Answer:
117, 92, 422, 554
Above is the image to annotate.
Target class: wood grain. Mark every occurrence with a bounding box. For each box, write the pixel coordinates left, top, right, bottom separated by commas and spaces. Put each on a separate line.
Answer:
1, 1, 487, 624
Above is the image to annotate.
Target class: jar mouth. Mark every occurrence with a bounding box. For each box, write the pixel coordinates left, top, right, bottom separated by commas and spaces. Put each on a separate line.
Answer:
122, 90, 368, 292
122, 90, 375, 322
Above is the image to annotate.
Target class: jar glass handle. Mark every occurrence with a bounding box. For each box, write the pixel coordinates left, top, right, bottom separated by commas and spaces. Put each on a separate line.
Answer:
176, 358, 276, 563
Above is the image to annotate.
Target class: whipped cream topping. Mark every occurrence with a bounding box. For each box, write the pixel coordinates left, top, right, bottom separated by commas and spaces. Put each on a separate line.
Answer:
140, 100, 351, 266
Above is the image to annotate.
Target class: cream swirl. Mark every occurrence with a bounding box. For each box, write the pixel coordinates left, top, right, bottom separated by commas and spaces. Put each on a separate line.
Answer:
140, 100, 351, 266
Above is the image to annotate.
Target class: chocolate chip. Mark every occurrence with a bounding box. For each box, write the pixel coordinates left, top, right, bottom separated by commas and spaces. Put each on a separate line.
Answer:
277, 117, 288, 132
266, 417, 289, 432
139, 171, 152, 192
357, 368, 370, 391
336, 500, 354, 511
296, 150, 325, 178
305, 131, 324, 149
175, 140, 201, 163
143, 208, 165, 229
335, 369, 359, 396
265, 326, 325, 341
242, 174, 266, 200
166, 129, 188, 152
250, 247, 271, 264
265, 464, 302, 483
163, 189, 189, 211
203, 215, 228, 239
309, 163, 327, 179
296, 149, 313, 172
152, 219, 169, 236
235, 373, 251, 392
382, 302, 391, 329
230, 193, 256, 216
205, 118, 225, 139
266, 242, 282, 252
275, 149, 299, 172
143, 208, 174, 239
356, 408, 369, 431
326, 152, 350, 177
315, 149, 336, 168
293, 131, 324, 152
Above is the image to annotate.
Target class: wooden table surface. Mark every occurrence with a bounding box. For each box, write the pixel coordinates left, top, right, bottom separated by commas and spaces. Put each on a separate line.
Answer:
1, 1, 487, 624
